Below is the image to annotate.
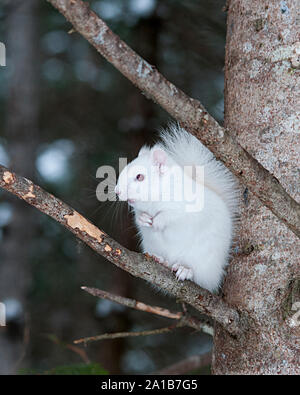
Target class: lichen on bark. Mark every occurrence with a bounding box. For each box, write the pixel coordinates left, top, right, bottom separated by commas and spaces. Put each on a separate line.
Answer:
212, 0, 300, 375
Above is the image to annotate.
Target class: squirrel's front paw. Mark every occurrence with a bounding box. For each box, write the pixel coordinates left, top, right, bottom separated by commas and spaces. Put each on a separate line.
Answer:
137, 212, 153, 227
172, 263, 193, 282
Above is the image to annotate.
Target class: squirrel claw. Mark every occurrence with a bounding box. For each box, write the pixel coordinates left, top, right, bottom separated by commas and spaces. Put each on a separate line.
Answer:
151, 255, 169, 268
152, 254, 163, 263
137, 212, 153, 227
172, 263, 193, 282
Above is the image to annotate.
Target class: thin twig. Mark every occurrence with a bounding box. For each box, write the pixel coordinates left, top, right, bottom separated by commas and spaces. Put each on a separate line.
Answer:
74, 324, 179, 345
47, 0, 300, 238
81, 286, 214, 335
81, 286, 183, 320
45, 334, 90, 363
155, 352, 212, 375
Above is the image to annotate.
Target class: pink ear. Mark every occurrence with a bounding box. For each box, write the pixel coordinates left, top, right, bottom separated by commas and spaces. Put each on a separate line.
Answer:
152, 149, 167, 174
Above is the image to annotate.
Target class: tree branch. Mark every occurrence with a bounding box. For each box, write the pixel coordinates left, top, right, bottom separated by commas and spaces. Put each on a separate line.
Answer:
155, 352, 212, 375
81, 286, 183, 320
81, 286, 214, 335
0, 164, 241, 336
46, 0, 300, 238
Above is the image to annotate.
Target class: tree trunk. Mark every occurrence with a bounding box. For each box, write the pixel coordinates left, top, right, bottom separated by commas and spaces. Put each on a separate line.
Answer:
0, 0, 39, 373
212, 0, 299, 374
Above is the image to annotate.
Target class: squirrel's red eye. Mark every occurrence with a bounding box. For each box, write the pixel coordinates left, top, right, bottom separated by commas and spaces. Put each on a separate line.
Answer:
136, 174, 144, 181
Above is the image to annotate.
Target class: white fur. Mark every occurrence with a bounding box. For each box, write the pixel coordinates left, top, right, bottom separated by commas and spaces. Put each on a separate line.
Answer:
116, 124, 239, 292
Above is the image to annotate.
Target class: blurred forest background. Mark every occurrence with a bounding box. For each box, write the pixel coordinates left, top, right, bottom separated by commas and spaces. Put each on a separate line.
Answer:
0, 0, 226, 374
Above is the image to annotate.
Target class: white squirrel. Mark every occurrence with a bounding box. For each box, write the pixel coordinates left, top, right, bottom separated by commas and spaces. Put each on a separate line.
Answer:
115, 124, 239, 292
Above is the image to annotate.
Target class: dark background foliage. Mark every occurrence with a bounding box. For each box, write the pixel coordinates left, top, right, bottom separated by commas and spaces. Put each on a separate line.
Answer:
0, 0, 225, 374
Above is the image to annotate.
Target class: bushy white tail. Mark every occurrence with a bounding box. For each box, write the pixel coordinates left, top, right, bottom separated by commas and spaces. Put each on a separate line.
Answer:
158, 123, 239, 220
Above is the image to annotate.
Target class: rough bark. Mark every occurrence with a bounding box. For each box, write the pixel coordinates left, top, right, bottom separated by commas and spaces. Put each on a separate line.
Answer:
212, 0, 300, 375
47, 0, 300, 239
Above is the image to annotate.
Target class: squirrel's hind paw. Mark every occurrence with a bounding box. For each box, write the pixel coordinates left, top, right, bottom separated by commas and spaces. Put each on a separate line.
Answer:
172, 263, 193, 282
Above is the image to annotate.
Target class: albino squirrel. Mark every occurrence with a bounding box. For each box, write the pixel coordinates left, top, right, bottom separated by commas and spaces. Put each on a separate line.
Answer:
115, 124, 239, 292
